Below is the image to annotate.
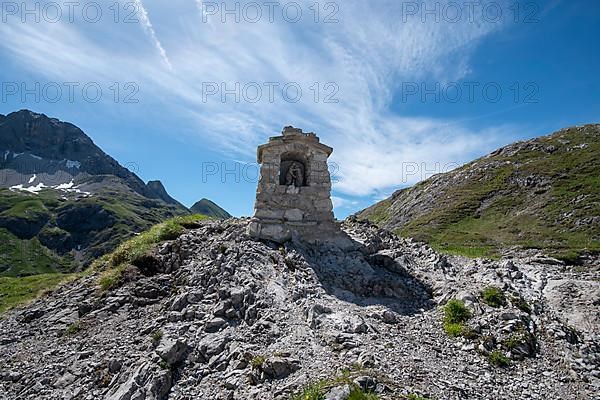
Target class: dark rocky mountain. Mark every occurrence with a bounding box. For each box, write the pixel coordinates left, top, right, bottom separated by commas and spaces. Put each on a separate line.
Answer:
0, 110, 229, 276
358, 124, 600, 262
145, 180, 185, 207
190, 198, 232, 219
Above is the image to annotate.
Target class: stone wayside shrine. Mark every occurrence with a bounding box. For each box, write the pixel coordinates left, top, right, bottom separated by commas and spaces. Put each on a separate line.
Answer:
248, 126, 337, 242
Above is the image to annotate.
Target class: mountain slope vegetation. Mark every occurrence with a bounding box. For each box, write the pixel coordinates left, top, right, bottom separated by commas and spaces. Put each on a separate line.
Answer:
190, 198, 231, 219
0, 110, 229, 276
358, 124, 600, 261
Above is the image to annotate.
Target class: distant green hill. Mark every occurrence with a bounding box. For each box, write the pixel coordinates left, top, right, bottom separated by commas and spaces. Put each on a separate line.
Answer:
191, 198, 231, 219
0, 185, 185, 277
358, 124, 600, 262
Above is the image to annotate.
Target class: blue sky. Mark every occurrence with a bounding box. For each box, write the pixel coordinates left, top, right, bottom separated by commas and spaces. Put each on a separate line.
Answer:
0, 0, 598, 217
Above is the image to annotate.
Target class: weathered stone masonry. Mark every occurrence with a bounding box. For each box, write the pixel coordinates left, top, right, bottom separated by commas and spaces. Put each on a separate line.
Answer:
248, 126, 336, 242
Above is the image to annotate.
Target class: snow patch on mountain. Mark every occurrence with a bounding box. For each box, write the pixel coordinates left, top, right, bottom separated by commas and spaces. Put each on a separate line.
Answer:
10, 179, 91, 196
10, 182, 47, 194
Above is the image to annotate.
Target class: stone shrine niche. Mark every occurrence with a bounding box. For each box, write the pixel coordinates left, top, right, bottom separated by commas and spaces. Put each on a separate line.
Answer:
279, 152, 308, 187
248, 126, 337, 243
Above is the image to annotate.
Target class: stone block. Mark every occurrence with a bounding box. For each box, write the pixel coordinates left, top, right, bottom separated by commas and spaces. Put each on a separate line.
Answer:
284, 209, 304, 222
255, 209, 285, 220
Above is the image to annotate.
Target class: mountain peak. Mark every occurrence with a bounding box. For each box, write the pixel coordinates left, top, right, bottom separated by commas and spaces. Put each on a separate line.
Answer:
190, 198, 231, 219
144, 180, 183, 207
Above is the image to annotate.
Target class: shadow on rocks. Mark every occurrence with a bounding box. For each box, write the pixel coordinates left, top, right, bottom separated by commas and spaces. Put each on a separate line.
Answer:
288, 229, 434, 316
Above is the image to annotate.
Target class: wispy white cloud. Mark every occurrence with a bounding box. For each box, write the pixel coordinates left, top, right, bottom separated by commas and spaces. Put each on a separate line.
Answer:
0, 0, 518, 199
132, 0, 172, 70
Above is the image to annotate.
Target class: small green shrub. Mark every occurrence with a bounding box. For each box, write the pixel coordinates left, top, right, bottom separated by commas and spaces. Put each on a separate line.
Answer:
488, 350, 510, 367
509, 295, 531, 313
443, 322, 465, 337
151, 330, 163, 343
348, 387, 379, 400
444, 299, 471, 324
250, 355, 266, 370
290, 383, 325, 400
481, 286, 506, 308
407, 394, 430, 400
64, 320, 82, 336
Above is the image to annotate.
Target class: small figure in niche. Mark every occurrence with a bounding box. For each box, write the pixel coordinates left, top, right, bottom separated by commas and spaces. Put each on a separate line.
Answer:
285, 161, 304, 187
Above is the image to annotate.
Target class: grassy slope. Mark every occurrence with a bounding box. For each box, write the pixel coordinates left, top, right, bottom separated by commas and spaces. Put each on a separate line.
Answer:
0, 214, 210, 314
0, 187, 187, 277
360, 125, 600, 261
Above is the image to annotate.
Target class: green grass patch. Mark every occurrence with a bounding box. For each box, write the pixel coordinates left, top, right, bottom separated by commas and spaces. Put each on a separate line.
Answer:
509, 294, 531, 313
442, 299, 473, 338
107, 214, 209, 268
488, 350, 510, 367
481, 286, 506, 308
443, 322, 465, 337
98, 264, 127, 291
0, 228, 73, 277
0, 273, 79, 313
64, 320, 83, 335
95, 214, 210, 291
443, 299, 471, 324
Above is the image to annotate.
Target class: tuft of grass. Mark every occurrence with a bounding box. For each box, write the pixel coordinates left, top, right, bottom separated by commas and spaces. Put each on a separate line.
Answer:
290, 383, 326, 400
481, 286, 506, 308
503, 335, 524, 351
0, 273, 80, 313
151, 330, 163, 343
348, 387, 379, 400
488, 350, 510, 367
407, 395, 430, 400
509, 294, 531, 313
64, 320, 83, 336
443, 322, 465, 337
97, 265, 127, 292
250, 355, 266, 370
444, 300, 471, 324
442, 299, 472, 338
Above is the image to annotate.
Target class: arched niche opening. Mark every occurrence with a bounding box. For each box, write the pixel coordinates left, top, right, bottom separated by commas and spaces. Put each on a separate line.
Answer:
279, 151, 309, 187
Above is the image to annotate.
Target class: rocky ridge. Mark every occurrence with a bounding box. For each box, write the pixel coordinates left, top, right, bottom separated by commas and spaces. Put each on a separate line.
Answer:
0, 218, 598, 399
358, 124, 600, 261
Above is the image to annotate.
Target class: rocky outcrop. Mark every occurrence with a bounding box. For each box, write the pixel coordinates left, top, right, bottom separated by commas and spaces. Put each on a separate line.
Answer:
0, 218, 597, 399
